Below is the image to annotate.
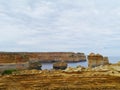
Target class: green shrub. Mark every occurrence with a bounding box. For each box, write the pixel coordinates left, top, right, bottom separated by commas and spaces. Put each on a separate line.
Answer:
2, 69, 17, 75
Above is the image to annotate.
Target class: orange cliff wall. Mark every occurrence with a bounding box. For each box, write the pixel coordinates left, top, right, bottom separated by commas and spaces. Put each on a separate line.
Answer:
0, 52, 28, 63
0, 52, 86, 63
87, 53, 109, 68
0, 52, 29, 71
27, 52, 86, 62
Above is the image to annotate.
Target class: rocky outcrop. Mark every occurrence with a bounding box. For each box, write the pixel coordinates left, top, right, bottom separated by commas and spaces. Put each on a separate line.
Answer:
88, 53, 109, 68
64, 65, 85, 72
29, 60, 42, 70
53, 61, 67, 70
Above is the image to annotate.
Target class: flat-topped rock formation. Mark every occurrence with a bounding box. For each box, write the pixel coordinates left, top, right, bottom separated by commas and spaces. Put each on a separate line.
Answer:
88, 53, 109, 68
27, 52, 86, 62
53, 61, 67, 70
0, 52, 86, 63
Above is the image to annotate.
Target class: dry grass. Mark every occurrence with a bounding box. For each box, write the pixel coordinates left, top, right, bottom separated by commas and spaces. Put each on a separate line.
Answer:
0, 71, 120, 90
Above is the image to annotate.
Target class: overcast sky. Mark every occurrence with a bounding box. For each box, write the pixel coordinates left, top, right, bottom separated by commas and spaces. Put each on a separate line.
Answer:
0, 0, 120, 56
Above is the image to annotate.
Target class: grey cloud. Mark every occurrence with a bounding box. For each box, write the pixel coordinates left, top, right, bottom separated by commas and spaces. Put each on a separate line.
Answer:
0, 0, 120, 56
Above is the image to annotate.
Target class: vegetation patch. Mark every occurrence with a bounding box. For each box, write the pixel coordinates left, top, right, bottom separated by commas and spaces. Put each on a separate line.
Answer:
2, 69, 17, 75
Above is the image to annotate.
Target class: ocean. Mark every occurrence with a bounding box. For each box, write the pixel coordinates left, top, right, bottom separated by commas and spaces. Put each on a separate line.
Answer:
41, 56, 120, 70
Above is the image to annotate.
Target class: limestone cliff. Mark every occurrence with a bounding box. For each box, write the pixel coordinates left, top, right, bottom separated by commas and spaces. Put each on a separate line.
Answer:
0, 52, 28, 63
28, 52, 86, 62
0, 52, 86, 63
88, 53, 109, 68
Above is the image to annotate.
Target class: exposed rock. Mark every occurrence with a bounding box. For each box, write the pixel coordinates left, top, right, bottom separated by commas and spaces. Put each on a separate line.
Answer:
29, 61, 42, 70
89, 53, 95, 56
0, 52, 86, 71
0, 52, 86, 63
64, 65, 85, 72
103, 57, 109, 64
88, 53, 109, 68
53, 61, 67, 70
64, 67, 75, 72
0, 52, 28, 63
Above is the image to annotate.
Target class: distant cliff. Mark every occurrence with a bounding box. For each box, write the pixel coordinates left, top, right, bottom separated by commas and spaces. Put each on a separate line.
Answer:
0, 52, 86, 71
28, 52, 86, 62
0, 52, 86, 63
0, 52, 28, 63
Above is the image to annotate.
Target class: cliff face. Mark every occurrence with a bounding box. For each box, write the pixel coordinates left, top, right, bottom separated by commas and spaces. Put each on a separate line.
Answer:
28, 52, 86, 62
103, 57, 109, 65
0, 52, 28, 63
0, 52, 86, 63
0, 53, 29, 71
88, 53, 109, 68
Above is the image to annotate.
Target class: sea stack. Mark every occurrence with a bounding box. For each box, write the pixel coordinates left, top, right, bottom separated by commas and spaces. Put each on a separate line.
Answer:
88, 53, 109, 68
53, 61, 67, 70
103, 57, 109, 65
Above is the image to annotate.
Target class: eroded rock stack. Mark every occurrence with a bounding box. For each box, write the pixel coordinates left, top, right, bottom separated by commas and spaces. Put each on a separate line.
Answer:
53, 61, 67, 70
103, 57, 109, 65
88, 53, 109, 68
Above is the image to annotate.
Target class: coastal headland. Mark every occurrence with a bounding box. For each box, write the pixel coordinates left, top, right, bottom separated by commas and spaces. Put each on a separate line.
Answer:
0, 52, 86, 63
0, 52, 86, 71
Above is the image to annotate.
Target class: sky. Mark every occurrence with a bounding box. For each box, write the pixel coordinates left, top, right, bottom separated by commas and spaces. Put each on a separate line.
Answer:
0, 0, 120, 56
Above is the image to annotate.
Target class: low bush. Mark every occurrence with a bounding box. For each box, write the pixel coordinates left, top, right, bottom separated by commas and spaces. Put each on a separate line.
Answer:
2, 69, 17, 75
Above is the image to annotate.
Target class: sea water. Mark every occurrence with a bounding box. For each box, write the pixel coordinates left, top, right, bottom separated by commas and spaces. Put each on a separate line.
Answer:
41, 56, 120, 70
